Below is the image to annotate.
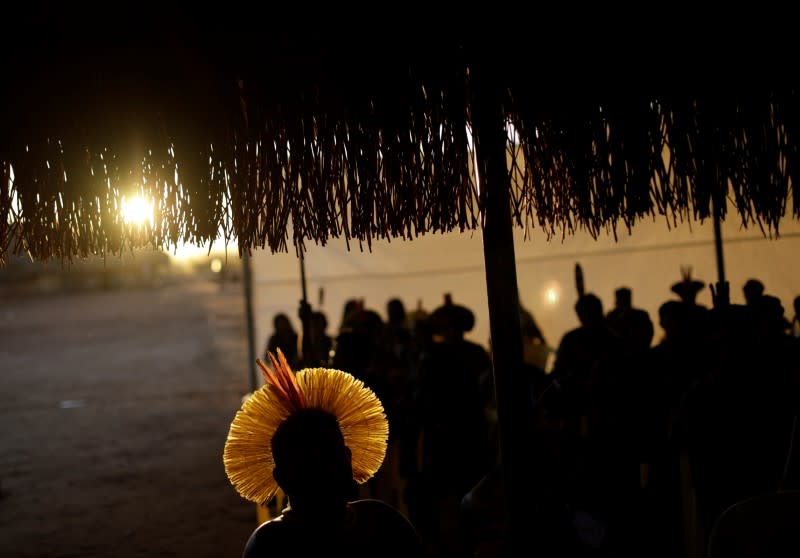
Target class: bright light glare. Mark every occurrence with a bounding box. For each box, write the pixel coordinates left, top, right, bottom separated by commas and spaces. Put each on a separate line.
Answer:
542, 281, 562, 307
210, 258, 223, 273
167, 233, 233, 262
121, 195, 154, 227
169, 243, 215, 260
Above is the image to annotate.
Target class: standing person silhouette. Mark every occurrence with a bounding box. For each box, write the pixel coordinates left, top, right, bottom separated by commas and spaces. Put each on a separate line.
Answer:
265, 313, 300, 369
412, 294, 494, 558
742, 278, 765, 307
606, 286, 654, 352
224, 350, 422, 558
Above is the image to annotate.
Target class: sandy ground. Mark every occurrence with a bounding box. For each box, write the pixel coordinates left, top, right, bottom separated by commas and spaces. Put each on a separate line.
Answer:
0, 277, 258, 558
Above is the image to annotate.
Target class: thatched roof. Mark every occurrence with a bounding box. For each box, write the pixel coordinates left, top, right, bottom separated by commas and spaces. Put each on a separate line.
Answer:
2, 14, 798, 264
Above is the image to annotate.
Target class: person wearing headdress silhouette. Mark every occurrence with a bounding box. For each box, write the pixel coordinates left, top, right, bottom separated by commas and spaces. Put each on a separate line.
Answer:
224, 350, 422, 558
670, 266, 706, 306
669, 266, 711, 346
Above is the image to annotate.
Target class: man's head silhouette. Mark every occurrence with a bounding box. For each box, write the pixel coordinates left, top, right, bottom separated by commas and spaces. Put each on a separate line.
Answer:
271, 407, 355, 510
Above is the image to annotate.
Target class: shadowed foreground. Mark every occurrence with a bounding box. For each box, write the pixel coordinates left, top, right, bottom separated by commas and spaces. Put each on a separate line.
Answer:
0, 278, 256, 558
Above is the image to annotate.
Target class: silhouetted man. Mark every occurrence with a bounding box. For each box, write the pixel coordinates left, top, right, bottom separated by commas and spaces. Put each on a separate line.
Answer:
243, 408, 422, 558
606, 286, 654, 352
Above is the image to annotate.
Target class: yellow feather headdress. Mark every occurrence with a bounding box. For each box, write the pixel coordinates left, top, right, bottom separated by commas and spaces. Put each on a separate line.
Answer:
223, 349, 389, 505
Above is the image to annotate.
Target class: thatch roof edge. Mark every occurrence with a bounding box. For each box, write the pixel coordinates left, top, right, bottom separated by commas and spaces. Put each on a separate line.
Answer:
2, 41, 798, 264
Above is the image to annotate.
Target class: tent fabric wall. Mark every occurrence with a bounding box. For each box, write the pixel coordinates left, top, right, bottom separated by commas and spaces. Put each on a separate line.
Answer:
251, 218, 800, 371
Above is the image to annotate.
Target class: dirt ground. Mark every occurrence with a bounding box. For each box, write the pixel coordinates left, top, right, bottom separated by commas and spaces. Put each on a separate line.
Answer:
0, 277, 258, 557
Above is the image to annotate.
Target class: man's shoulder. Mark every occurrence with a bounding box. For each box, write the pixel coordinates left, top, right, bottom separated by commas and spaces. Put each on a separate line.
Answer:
559, 327, 584, 344
243, 516, 294, 556
350, 499, 413, 522
243, 502, 422, 557
350, 499, 420, 538
632, 307, 652, 319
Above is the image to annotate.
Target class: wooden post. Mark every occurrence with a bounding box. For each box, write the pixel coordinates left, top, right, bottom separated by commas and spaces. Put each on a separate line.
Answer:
712, 199, 726, 288
242, 251, 258, 393
298, 250, 314, 366
701, 101, 727, 294
471, 69, 534, 552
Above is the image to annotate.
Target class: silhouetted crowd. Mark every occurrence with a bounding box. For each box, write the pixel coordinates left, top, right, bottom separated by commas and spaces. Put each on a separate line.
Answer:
263, 276, 800, 558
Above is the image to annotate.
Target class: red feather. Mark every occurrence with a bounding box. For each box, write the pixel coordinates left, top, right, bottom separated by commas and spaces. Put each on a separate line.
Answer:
256, 358, 290, 399
264, 349, 307, 411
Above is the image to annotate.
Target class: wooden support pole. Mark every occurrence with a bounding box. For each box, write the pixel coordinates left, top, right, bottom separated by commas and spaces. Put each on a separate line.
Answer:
471, 68, 534, 554
242, 251, 258, 393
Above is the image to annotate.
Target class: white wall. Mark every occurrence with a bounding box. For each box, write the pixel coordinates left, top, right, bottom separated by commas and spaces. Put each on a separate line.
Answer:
251, 215, 800, 367
514, 215, 800, 352
250, 230, 491, 359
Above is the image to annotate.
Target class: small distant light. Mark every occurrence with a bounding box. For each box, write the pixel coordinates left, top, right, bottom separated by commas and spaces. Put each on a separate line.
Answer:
210, 258, 223, 273
541, 281, 562, 307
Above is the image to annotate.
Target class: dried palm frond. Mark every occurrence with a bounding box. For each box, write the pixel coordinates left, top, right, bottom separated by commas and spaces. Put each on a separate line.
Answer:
2, 27, 798, 265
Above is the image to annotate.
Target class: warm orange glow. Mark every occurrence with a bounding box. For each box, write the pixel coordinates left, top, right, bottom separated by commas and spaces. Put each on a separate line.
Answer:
120, 195, 154, 227
541, 281, 562, 307
167, 238, 231, 262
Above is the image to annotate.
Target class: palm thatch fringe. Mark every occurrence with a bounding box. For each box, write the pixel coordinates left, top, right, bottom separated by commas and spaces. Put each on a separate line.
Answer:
3, 86, 798, 266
